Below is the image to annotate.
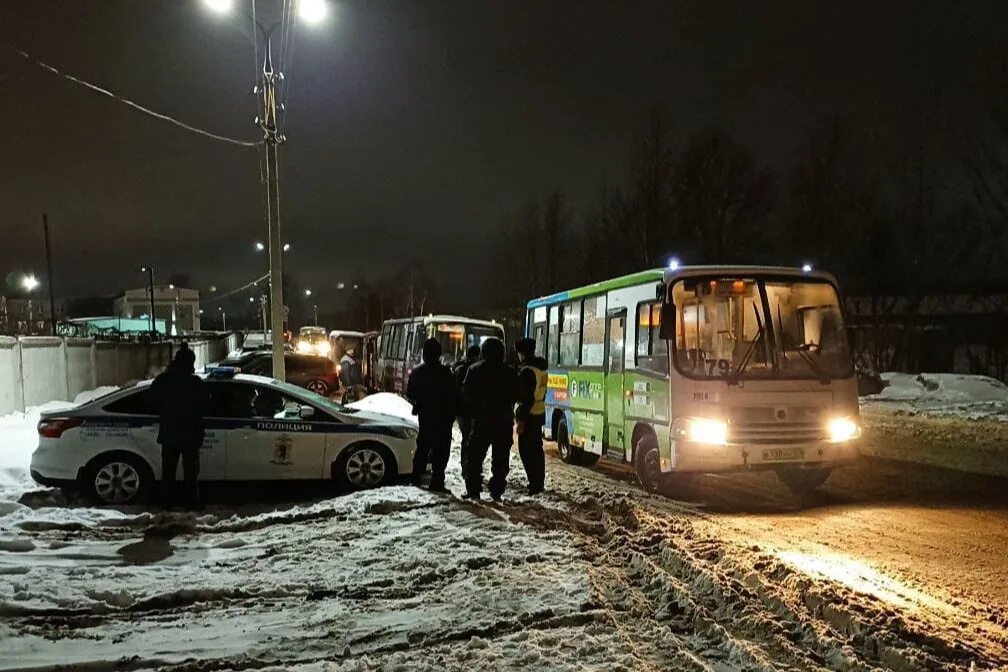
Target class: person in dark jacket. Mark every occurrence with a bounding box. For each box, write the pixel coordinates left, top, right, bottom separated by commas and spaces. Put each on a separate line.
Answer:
405, 338, 458, 492
150, 345, 206, 508
462, 337, 517, 500
340, 348, 365, 402
451, 344, 481, 475
515, 337, 548, 495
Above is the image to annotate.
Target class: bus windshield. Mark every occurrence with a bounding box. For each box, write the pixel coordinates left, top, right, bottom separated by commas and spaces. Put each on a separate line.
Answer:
433, 323, 503, 364
671, 277, 852, 380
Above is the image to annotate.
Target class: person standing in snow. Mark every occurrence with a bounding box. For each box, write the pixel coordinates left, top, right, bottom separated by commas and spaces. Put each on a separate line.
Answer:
515, 337, 548, 495
150, 344, 206, 508
462, 337, 518, 501
405, 338, 458, 492
340, 347, 365, 402
452, 344, 481, 475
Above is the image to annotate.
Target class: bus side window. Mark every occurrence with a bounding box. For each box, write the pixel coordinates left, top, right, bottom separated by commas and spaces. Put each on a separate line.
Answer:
531, 306, 548, 359
559, 300, 581, 367
380, 325, 391, 358
410, 323, 425, 362
636, 301, 669, 375
548, 306, 560, 368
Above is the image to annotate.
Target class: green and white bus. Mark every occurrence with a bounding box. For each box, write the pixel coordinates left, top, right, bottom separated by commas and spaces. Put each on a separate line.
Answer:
525, 266, 861, 493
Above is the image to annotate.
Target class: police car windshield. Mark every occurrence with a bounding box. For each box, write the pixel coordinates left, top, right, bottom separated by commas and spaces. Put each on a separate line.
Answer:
270, 379, 358, 414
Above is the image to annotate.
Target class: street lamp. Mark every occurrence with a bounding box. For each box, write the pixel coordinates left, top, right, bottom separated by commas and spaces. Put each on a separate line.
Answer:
313, 303, 319, 326
139, 266, 156, 338
21, 274, 39, 334
298, 0, 328, 24
218, 305, 227, 331
201, 0, 232, 13
254, 241, 265, 252
304, 288, 312, 297
202, 0, 329, 381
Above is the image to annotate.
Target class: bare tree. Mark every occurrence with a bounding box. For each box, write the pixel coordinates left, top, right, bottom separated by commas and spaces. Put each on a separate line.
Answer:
671, 129, 775, 263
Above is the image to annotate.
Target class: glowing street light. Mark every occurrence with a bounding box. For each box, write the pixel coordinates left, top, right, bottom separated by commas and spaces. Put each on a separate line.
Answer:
304, 288, 312, 297
298, 0, 328, 25
283, 242, 291, 252
254, 241, 265, 252
21, 275, 39, 292
201, 0, 233, 13
668, 257, 681, 271
802, 263, 814, 273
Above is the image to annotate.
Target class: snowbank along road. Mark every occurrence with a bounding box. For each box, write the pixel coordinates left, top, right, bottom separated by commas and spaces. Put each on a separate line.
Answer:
2, 399, 1007, 670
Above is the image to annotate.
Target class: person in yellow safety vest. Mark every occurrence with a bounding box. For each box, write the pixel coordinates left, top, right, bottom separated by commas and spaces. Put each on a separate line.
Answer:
515, 337, 548, 495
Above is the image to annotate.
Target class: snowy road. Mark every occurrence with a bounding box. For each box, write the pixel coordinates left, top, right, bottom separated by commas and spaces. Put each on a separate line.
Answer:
2, 440, 1007, 670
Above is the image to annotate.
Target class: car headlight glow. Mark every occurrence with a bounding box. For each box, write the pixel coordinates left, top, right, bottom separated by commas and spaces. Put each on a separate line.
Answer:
296, 341, 311, 353
828, 416, 861, 442
316, 341, 331, 355
675, 417, 728, 445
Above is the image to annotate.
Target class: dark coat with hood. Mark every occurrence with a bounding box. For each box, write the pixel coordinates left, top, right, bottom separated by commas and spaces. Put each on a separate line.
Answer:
405, 339, 458, 423
150, 349, 206, 447
462, 338, 518, 427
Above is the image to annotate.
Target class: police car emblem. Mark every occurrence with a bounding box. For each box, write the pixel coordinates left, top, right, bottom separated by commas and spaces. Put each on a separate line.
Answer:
271, 435, 294, 465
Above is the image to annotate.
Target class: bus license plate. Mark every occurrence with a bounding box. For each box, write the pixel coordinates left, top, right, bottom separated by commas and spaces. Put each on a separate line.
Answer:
762, 447, 804, 462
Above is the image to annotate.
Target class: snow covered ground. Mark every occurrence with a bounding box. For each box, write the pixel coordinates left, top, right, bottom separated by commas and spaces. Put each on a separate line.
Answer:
860, 373, 1008, 476
863, 372, 1008, 421
1, 389, 1006, 671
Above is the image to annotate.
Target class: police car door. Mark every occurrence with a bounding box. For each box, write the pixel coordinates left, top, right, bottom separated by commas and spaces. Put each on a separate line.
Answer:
225, 383, 327, 480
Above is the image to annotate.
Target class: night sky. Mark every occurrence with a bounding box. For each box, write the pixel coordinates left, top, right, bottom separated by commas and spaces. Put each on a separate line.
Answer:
1, 0, 1005, 310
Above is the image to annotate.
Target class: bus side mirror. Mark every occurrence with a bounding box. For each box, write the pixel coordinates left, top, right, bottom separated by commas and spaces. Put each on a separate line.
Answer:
659, 304, 675, 341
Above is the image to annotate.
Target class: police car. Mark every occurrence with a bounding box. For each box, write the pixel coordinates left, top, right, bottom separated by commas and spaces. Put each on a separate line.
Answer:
30, 369, 418, 504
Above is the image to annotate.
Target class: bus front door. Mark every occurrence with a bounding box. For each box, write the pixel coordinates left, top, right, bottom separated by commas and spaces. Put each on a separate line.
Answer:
604, 309, 627, 459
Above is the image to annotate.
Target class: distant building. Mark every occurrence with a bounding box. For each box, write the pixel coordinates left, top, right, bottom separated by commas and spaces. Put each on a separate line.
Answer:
114, 286, 201, 335
0, 296, 67, 335
846, 293, 1008, 381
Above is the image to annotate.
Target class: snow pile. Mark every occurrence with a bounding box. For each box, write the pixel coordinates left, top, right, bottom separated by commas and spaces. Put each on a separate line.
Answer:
0, 387, 117, 508
349, 392, 417, 425
864, 373, 1008, 421
860, 374, 1008, 476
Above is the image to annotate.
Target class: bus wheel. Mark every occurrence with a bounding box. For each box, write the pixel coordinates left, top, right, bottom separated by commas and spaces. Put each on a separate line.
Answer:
633, 435, 665, 493
556, 419, 580, 465
776, 466, 832, 494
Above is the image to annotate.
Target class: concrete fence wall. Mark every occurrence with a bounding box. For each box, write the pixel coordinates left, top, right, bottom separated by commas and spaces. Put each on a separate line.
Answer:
0, 333, 239, 415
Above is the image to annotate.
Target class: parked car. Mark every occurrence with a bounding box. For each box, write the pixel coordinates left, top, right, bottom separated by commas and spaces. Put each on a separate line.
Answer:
220, 352, 340, 398
30, 369, 418, 504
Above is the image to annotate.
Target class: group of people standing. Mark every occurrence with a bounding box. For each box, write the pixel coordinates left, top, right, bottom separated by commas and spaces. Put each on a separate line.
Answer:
405, 336, 548, 501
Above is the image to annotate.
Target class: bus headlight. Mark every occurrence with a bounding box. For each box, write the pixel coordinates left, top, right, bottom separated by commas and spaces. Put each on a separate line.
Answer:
674, 417, 728, 445
828, 417, 861, 442
296, 341, 312, 353
316, 341, 331, 355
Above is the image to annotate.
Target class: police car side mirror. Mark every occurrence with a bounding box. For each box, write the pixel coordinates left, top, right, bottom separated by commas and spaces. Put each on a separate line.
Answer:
659, 303, 676, 341
299, 405, 315, 420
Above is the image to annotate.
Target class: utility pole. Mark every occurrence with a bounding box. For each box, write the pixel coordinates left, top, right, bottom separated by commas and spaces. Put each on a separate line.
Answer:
42, 214, 57, 336
258, 26, 286, 380
260, 294, 268, 345
140, 266, 156, 339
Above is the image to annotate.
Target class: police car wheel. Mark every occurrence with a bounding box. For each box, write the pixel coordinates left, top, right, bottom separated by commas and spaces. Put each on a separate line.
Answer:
88, 454, 152, 505
338, 444, 393, 489
306, 379, 329, 396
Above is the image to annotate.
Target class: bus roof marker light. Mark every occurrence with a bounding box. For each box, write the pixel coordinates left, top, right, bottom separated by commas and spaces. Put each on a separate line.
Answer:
668, 257, 681, 271
802, 263, 813, 273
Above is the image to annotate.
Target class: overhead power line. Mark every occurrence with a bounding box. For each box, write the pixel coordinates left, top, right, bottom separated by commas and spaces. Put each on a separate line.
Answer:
204, 273, 271, 304
4, 42, 262, 149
